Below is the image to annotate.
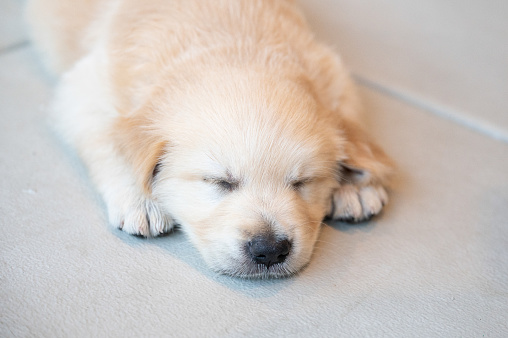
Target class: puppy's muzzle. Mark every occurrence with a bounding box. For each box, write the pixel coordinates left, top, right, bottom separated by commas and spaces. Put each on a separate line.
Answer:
247, 235, 291, 268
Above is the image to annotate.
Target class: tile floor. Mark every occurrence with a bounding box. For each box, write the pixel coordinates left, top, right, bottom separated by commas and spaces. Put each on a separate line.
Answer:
1, 1, 507, 337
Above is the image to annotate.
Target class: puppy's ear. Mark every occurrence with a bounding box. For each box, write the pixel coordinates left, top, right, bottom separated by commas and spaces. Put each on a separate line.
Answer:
113, 114, 166, 195
338, 119, 394, 186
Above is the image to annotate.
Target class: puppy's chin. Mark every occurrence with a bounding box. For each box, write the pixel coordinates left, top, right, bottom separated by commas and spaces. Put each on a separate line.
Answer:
211, 260, 305, 279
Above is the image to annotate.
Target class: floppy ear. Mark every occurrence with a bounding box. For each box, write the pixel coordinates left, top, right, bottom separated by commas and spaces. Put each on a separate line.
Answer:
338, 118, 394, 186
113, 113, 166, 195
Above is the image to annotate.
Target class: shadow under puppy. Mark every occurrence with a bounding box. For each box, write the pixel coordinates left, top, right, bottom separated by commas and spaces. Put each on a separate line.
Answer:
27, 0, 394, 277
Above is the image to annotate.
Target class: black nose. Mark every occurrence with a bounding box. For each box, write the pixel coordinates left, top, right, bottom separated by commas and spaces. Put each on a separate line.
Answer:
248, 236, 291, 268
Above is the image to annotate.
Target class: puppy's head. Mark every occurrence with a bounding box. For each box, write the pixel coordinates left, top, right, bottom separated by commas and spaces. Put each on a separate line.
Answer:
147, 70, 344, 277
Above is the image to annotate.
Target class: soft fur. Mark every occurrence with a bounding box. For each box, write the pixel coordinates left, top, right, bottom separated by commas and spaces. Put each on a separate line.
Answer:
26, 0, 394, 277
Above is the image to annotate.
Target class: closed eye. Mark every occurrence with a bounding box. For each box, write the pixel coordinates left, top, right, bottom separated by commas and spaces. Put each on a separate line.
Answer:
290, 178, 312, 191
204, 177, 239, 193
216, 179, 237, 192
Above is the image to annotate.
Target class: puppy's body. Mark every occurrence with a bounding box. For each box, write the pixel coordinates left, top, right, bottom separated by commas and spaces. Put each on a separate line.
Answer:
27, 0, 393, 277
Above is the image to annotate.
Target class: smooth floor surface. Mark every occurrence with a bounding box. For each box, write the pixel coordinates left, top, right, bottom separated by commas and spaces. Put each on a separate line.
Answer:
1, 1, 507, 337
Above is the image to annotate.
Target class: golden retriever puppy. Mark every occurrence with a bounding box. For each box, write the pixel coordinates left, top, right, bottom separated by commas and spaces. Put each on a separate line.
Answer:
26, 0, 394, 277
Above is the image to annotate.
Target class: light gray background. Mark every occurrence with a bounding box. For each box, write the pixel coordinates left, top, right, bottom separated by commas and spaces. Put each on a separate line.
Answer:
1, 0, 507, 336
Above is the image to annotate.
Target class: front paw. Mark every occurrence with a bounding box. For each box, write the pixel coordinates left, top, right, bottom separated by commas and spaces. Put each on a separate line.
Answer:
328, 184, 388, 223
108, 197, 175, 237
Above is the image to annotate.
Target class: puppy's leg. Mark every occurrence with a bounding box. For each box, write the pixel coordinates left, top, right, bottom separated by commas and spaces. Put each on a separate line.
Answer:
83, 141, 173, 237
51, 52, 174, 236
328, 79, 394, 222
328, 119, 394, 222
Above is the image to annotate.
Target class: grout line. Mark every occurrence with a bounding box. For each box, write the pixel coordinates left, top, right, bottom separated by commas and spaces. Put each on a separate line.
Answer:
0, 40, 30, 56
353, 74, 508, 145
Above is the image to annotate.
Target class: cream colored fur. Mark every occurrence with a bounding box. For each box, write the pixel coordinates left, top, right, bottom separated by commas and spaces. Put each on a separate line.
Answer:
26, 0, 394, 277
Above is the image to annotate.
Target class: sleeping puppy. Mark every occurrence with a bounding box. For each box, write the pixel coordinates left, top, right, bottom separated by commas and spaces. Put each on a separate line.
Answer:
27, 0, 394, 277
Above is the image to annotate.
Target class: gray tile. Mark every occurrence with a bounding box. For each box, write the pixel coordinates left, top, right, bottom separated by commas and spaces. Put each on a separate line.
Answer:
298, 0, 508, 136
1, 46, 507, 336
0, 0, 27, 51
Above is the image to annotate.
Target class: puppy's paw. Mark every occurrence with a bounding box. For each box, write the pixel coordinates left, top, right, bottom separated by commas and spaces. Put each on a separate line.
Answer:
328, 184, 388, 223
108, 197, 175, 237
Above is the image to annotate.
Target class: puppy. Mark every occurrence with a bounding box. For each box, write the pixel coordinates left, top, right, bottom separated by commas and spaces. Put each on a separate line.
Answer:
27, 0, 394, 277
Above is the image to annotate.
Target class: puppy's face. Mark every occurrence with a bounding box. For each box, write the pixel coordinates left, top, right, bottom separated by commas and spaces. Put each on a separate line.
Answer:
153, 71, 342, 277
